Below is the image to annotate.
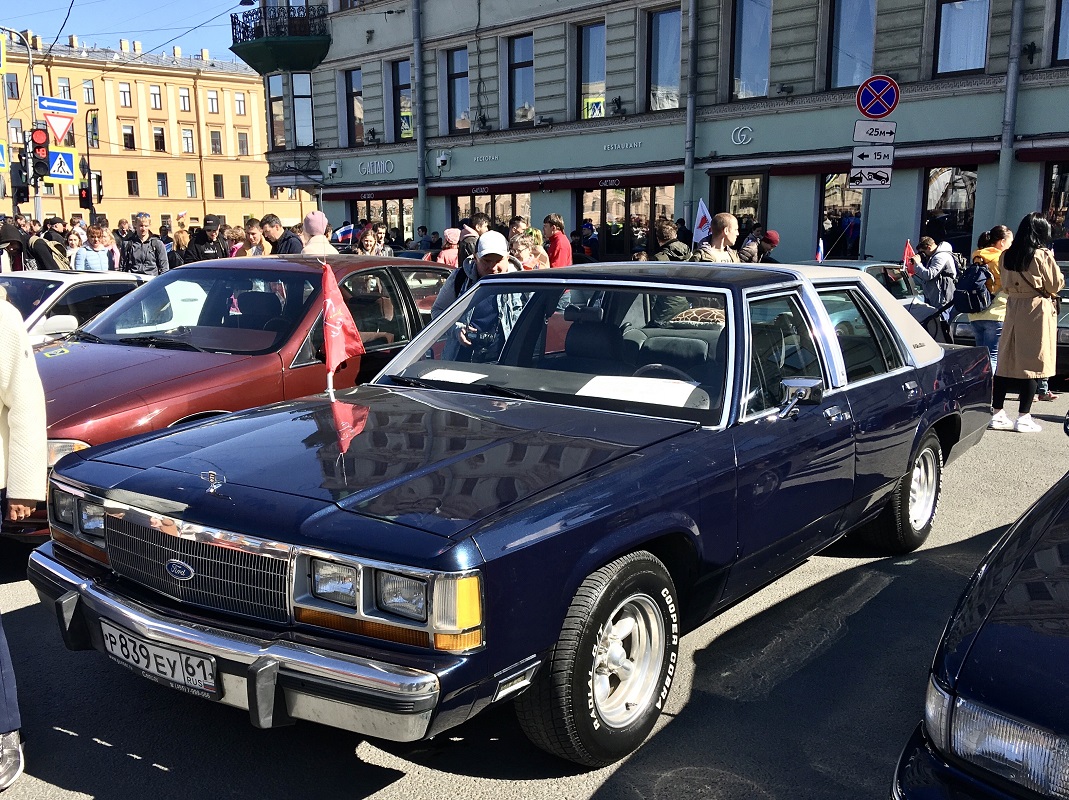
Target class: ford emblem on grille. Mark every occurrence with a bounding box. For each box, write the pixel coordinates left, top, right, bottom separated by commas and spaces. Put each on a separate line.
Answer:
165, 559, 195, 581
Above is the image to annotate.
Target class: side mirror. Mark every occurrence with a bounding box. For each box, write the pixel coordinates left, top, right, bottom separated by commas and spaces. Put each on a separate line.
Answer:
778, 377, 823, 419
34, 314, 80, 338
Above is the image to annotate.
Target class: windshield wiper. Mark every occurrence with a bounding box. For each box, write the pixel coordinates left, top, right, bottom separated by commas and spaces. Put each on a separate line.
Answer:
387, 374, 436, 389
68, 329, 108, 344
118, 335, 205, 352
476, 383, 535, 401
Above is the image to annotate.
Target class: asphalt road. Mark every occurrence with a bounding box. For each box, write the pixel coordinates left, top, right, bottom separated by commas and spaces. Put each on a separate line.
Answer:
1, 393, 1066, 800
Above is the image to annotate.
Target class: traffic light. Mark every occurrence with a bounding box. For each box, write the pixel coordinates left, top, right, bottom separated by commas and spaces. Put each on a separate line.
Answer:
9, 162, 28, 205
29, 127, 50, 179
78, 183, 93, 209
13, 186, 29, 205
92, 172, 103, 203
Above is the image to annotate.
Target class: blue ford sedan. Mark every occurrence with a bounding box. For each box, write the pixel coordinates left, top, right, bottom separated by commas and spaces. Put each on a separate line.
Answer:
29, 263, 990, 767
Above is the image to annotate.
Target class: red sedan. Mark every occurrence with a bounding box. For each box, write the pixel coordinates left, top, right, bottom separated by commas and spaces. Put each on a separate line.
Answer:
12, 256, 449, 541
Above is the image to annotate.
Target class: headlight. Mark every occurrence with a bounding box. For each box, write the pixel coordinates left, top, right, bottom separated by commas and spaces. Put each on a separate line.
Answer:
951, 696, 1069, 798
48, 439, 90, 468
51, 488, 76, 527
375, 571, 427, 621
1058, 327, 1069, 345
924, 675, 952, 752
78, 501, 105, 535
311, 559, 358, 607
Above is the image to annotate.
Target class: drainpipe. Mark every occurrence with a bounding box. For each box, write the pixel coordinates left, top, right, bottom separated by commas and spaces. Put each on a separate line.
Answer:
682, 0, 699, 225
412, 0, 427, 231
993, 0, 1024, 224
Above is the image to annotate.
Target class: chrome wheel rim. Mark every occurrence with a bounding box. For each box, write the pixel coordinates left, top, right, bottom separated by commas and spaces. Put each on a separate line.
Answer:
909, 447, 938, 530
590, 593, 665, 729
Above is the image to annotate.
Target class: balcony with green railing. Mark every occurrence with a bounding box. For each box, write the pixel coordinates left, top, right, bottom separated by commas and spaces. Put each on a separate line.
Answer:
230, 4, 331, 75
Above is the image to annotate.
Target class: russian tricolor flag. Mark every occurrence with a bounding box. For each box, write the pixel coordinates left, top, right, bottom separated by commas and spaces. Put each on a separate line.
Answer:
332, 223, 355, 243
815, 238, 824, 262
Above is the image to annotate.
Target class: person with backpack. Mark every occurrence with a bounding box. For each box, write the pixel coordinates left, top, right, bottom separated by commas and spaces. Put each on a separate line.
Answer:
911, 236, 959, 322
965, 225, 1012, 370
121, 214, 168, 276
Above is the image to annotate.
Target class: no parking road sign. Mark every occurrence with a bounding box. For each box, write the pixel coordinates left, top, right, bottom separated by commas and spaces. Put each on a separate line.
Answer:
856, 75, 900, 120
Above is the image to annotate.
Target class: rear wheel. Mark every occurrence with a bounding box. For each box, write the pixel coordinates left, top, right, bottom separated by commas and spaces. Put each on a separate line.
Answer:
860, 431, 943, 554
515, 551, 679, 767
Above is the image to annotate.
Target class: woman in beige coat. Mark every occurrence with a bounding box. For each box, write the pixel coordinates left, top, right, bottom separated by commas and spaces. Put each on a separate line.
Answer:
989, 212, 1065, 432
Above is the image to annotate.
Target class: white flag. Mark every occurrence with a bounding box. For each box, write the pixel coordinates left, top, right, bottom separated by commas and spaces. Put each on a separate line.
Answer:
693, 198, 712, 244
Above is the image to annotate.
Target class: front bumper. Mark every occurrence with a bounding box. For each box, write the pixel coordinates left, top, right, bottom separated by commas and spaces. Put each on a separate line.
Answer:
28, 541, 440, 742
892, 723, 1022, 800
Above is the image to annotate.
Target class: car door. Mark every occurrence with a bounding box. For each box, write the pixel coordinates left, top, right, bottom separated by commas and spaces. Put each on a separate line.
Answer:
724, 291, 855, 602
816, 286, 923, 528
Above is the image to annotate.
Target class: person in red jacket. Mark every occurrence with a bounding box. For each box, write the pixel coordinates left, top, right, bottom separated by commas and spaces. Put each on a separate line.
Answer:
542, 213, 572, 267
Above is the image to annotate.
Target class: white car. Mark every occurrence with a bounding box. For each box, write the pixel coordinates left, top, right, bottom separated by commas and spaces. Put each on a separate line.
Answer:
0, 271, 147, 344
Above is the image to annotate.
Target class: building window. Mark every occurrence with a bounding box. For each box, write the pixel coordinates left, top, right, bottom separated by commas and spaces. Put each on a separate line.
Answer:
57, 77, 71, 100
207, 90, 219, 114
240, 175, 251, 199
150, 84, 162, 110
186, 173, 197, 198
33, 75, 43, 98
7, 120, 21, 152
935, 0, 989, 75
237, 131, 249, 156
42, 183, 56, 196
732, 0, 770, 100
153, 126, 166, 152
83, 79, 94, 103
122, 125, 135, 150
648, 9, 681, 109
346, 68, 364, 146
1057, 1, 1069, 64
86, 113, 98, 148
213, 174, 224, 199
924, 166, 977, 252
119, 82, 132, 107
179, 87, 190, 112
268, 74, 285, 150
127, 171, 140, 197
819, 175, 865, 259
829, 0, 876, 88
578, 23, 606, 119
292, 72, 314, 147
508, 35, 535, 127
157, 172, 169, 197
182, 128, 194, 153
447, 49, 470, 133
64, 126, 75, 147
210, 130, 223, 155
235, 92, 246, 115
270, 186, 280, 200
4, 74, 18, 101
391, 61, 413, 140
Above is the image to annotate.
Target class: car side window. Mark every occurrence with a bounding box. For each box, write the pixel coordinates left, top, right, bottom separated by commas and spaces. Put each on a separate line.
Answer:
340, 269, 409, 350
818, 288, 904, 382
745, 294, 822, 416
49, 282, 138, 325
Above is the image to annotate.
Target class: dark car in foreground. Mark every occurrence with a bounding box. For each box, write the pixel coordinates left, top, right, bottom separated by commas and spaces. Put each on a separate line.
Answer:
29, 263, 990, 767
893, 436, 1069, 799
10, 256, 448, 540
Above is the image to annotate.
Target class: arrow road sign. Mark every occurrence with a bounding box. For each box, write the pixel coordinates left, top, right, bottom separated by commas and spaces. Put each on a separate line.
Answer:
851, 145, 895, 168
848, 168, 893, 190
0, 144, 6, 170
44, 113, 74, 143
856, 75, 900, 120
853, 119, 897, 143
37, 95, 78, 115
47, 147, 77, 183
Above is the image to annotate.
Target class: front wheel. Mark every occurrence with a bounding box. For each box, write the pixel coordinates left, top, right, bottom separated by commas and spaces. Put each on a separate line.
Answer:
860, 431, 943, 554
515, 551, 680, 767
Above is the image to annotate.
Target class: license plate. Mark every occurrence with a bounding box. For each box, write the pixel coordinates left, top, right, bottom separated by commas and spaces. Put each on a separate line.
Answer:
100, 620, 220, 700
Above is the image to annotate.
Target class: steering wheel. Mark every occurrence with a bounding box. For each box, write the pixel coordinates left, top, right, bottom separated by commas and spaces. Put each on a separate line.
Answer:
632, 363, 693, 381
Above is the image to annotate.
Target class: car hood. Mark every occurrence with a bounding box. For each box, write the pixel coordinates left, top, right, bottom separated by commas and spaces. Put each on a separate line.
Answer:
75, 385, 696, 539
37, 341, 252, 428
938, 471, 1069, 735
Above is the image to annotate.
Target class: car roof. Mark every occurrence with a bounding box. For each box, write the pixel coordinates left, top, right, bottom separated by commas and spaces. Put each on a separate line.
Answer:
178, 254, 448, 278
483, 261, 794, 290
0, 270, 142, 284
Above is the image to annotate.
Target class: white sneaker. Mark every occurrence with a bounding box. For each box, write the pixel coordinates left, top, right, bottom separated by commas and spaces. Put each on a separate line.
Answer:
1015, 415, 1042, 433
989, 410, 1013, 430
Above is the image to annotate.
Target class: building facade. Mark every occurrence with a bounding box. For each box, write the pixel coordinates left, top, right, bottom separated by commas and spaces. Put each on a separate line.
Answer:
235, 0, 1069, 262
2, 32, 311, 229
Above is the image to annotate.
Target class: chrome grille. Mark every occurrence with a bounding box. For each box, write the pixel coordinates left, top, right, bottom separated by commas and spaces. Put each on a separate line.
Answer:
106, 516, 290, 623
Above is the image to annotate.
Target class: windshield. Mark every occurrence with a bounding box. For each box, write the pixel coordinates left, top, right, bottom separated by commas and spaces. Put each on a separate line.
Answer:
379, 281, 732, 424
0, 276, 63, 320
83, 266, 319, 354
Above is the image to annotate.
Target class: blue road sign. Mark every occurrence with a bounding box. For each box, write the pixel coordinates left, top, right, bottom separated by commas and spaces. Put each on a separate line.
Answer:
48, 149, 76, 182
38, 95, 78, 115
0, 144, 6, 170
856, 75, 900, 120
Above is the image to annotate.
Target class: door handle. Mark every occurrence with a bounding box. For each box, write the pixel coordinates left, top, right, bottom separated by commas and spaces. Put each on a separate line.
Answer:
823, 405, 851, 424
902, 380, 920, 400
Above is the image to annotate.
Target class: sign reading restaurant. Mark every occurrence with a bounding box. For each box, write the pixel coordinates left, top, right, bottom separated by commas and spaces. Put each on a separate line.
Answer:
359, 159, 394, 176
604, 141, 642, 151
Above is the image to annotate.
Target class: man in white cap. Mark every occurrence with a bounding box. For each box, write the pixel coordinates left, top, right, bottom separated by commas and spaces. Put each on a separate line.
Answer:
430, 230, 519, 319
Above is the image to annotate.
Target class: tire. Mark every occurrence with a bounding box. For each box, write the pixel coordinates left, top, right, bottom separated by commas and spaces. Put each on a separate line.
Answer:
861, 431, 943, 554
515, 551, 680, 768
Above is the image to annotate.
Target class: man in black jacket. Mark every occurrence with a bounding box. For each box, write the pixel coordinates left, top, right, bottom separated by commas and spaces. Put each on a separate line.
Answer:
182, 215, 227, 262
121, 214, 169, 275
260, 214, 302, 255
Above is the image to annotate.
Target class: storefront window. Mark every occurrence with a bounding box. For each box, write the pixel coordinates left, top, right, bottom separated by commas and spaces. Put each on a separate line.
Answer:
579, 184, 677, 259
924, 166, 977, 253
1042, 163, 1069, 252
449, 193, 531, 229
724, 175, 763, 242
819, 174, 865, 259
347, 198, 414, 243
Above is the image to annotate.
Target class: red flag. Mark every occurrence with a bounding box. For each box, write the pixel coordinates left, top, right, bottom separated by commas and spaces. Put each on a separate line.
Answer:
322, 265, 365, 375
331, 401, 369, 455
904, 240, 916, 275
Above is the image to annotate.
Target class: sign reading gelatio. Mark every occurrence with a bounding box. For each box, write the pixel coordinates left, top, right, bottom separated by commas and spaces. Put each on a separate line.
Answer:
359, 159, 395, 176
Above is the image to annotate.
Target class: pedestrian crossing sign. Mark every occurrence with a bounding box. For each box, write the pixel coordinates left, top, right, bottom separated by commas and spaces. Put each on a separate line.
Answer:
48, 147, 77, 183
0, 144, 6, 170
